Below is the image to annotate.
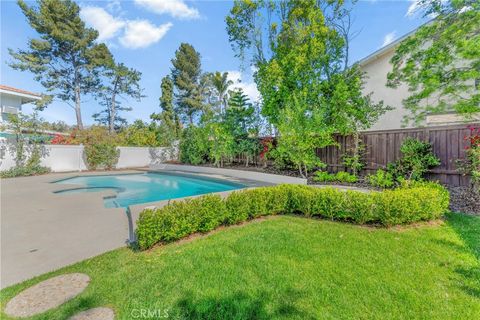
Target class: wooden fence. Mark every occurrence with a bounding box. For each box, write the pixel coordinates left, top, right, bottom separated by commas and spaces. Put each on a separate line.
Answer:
316, 124, 478, 187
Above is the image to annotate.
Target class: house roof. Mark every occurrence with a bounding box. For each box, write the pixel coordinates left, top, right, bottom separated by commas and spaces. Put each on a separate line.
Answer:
357, 20, 433, 67
357, 30, 416, 67
0, 84, 42, 104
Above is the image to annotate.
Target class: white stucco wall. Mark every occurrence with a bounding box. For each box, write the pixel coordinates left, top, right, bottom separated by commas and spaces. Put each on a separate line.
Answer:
359, 45, 479, 131
0, 94, 22, 123
0, 144, 177, 172
359, 49, 415, 131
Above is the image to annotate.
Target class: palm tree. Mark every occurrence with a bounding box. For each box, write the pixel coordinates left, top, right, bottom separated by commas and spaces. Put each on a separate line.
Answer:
211, 71, 233, 115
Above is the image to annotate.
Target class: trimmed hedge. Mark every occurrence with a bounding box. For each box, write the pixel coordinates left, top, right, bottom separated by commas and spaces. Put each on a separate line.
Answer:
136, 183, 450, 250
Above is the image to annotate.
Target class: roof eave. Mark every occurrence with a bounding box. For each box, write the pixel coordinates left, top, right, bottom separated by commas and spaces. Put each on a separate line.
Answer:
0, 89, 42, 104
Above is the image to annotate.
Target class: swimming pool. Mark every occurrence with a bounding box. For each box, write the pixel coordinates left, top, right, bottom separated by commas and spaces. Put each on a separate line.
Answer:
54, 172, 244, 208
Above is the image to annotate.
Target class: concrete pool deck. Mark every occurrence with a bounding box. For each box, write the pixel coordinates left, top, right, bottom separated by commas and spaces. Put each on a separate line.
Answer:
1, 167, 306, 288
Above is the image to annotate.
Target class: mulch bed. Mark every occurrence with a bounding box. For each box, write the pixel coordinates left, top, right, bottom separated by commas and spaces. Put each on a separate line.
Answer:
446, 186, 480, 215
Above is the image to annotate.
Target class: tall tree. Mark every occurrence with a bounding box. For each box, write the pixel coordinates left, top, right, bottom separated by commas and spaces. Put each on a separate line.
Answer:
151, 75, 181, 139
387, 0, 480, 126
93, 62, 143, 132
211, 71, 234, 114
171, 43, 203, 125
9, 0, 112, 129
225, 88, 255, 136
227, 0, 388, 176
225, 88, 260, 167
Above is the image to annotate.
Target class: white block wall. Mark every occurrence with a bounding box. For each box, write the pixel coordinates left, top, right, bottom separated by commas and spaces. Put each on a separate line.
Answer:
0, 143, 177, 172
40, 145, 88, 172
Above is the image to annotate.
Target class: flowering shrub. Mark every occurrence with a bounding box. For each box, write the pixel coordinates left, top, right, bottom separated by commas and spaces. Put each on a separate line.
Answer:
50, 133, 75, 145
259, 137, 273, 160
457, 126, 480, 191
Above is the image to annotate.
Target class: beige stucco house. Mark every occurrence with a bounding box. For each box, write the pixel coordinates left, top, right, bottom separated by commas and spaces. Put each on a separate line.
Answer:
358, 29, 479, 131
0, 85, 41, 124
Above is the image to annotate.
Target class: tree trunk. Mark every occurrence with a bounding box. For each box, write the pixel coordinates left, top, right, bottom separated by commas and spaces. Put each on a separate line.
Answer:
109, 92, 116, 133
74, 85, 83, 130
109, 77, 120, 133
298, 164, 304, 178
352, 131, 360, 176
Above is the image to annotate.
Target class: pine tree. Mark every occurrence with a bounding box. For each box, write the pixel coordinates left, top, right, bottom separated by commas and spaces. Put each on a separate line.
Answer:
225, 88, 255, 136
93, 63, 143, 132
171, 43, 203, 125
9, 0, 112, 129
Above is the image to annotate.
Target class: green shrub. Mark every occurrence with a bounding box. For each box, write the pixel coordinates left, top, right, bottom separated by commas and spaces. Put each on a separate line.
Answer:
225, 187, 288, 223
373, 186, 447, 226
388, 138, 440, 181
84, 143, 120, 170
367, 169, 395, 188
313, 171, 335, 182
335, 171, 358, 183
137, 183, 450, 250
225, 190, 254, 224
179, 126, 210, 165
0, 165, 50, 178
313, 171, 358, 183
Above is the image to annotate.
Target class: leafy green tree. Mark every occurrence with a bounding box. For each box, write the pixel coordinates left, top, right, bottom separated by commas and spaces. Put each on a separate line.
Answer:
227, 0, 388, 176
93, 62, 143, 133
274, 93, 333, 178
206, 122, 236, 167
0, 112, 51, 177
171, 43, 203, 125
9, 0, 112, 129
387, 0, 480, 126
179, 126, 210, 164
118, 120, 160, 147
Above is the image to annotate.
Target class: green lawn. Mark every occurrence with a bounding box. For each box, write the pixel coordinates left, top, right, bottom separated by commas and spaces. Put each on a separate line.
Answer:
1, 213, 479, 320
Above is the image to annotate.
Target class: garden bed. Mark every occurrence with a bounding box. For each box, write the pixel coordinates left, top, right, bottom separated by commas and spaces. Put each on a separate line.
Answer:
196, 163, 480, 215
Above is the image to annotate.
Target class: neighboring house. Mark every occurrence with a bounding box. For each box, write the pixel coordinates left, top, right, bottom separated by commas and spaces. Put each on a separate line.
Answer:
0, 85, 41, 124
358, 29, 479, 131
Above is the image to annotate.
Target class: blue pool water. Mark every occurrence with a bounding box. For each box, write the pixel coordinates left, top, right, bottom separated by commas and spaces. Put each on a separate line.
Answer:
54, 172, 244, 208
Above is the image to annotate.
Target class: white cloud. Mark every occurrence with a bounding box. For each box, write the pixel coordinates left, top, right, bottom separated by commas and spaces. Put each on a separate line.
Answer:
406, 0, 450, 18
80, 6, 125, 41
406, 0, 421, 17
382, 31, 396, 47
80, 5, 173, 49
119, 20, 173, 49
106, 0, 123, 14
135, 0, 200, 19
226, 71, 261, 102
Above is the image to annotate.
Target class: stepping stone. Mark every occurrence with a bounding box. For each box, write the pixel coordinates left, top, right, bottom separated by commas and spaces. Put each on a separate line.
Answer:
70, 307, 115, 320
4, 273, 90, 318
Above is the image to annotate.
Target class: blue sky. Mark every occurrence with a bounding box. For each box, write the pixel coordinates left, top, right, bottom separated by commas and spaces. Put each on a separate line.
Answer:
0, 0, 428, 126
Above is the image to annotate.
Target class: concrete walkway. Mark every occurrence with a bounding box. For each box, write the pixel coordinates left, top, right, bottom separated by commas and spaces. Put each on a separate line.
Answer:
0, 171, 133, 289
